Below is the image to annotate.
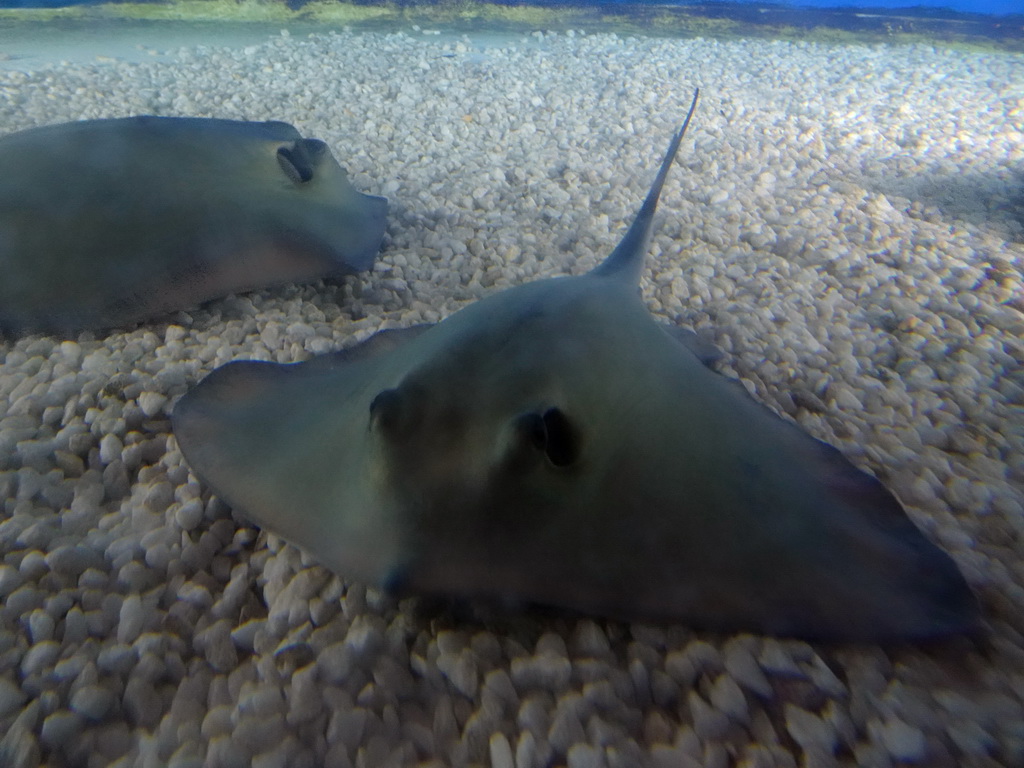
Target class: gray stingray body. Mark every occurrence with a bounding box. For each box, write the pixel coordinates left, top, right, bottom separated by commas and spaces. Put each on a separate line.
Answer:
0, 116, 387, 334
173, 92, 979, 641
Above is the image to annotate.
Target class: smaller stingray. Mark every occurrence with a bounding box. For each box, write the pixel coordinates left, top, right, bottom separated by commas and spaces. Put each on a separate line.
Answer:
174, 90, 980, 642
0, 116, 387, 335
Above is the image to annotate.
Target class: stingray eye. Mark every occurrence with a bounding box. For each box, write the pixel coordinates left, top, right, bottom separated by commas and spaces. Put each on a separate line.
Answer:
277, 144, 314, 184
540, 407, 579, 467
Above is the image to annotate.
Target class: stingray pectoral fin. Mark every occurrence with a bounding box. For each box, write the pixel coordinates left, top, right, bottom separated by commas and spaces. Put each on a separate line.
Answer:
171, 360, 305, 516
807, 439, 980, 638
705, 379, 981, 640
172, 345, 407, 586
304, 325, 436, 370
661, 323, 723, 367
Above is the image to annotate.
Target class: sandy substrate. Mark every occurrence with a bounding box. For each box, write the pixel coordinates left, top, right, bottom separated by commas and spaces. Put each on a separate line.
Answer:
1, 27, 1023, 768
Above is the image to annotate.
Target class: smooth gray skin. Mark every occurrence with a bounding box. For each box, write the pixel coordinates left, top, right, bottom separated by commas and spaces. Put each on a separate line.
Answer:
174, 91, 979, 641
0, 116, 387, 335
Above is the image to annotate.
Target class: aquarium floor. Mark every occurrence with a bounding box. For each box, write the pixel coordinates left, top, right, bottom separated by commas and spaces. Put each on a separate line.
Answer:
1, 27, 1023, 768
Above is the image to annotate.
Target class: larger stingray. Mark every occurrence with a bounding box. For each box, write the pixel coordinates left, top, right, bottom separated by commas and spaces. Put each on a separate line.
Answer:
0, 116, 387, 334
174, 91, 979, 641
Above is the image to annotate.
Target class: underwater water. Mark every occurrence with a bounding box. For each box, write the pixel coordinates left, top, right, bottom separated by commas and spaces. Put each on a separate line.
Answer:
671, 0, 1021, 15
0, 4, 1023, 768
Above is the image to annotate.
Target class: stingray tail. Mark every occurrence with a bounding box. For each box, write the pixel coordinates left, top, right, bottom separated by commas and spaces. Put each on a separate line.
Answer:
591, 87, 699, 285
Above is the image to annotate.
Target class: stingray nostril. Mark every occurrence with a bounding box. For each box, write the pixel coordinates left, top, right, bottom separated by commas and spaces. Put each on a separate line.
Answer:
524, 413, 547, 451
510, 409, 579, 468
510, 413, 545, 448
541, 407, 578, 467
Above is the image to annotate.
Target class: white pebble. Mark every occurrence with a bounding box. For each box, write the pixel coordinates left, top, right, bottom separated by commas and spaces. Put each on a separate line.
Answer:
198, 619, 238, 673
239, 684, 286, 718
317, 642, 353, 684
97, 643, 135, 675
21, 640, 60, 675
138, 391, 168, 417
723, 641, 772, 698
285, 664, 322, 725
27, 609, 55, 643
688, 691, 730, 741
878, 716, 926, 762
46, 544, 103, 577
437, 650, 479, 699
99, 433, 123, 464
709, 674, 749, 724
0, 676, 27, 717
785, 704, 837, 754
174, 499, 204, 530
567, 742, 605, 768
70, 684, 115, 721
489, 732, 515, 768
0, 725, 40, 768
571, 620, 612, 659
39, 710, 83, 749
0, 565, 23, 597
201, 706, 234, 739
511, 651, 572, 692
230, 619, 265, 653
124, 675, 163, 727
117, 594, 145, 643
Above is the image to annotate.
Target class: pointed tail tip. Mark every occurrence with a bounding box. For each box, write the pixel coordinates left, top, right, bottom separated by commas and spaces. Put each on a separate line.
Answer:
590, 87, 700, 283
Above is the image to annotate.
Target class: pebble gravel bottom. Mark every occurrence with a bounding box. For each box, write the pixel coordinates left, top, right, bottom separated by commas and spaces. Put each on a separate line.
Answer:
1, 27, 1023, 768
